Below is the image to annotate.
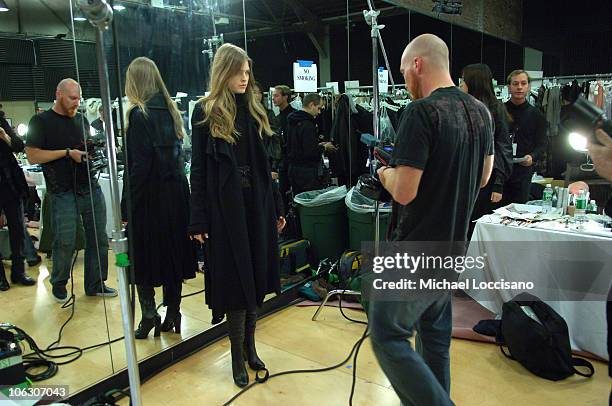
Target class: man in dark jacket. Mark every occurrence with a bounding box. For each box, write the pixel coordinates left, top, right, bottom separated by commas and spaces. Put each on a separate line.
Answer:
504, 70, 547, 204
0, 116, 36, 290
286, 93, 336, 195
272, 85, 296, 210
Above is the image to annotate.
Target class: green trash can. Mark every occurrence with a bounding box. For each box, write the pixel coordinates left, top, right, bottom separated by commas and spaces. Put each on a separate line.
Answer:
347, 210, 390, 250
294, 186, 349, 262
346, 187, 392, 250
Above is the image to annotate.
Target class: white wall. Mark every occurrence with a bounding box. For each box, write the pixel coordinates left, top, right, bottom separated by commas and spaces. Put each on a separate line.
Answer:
1, 101, 36, 130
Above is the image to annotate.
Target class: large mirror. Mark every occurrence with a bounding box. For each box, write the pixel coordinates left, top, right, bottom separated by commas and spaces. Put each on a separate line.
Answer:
0, 0, 116, 397
3, 1, 607, 403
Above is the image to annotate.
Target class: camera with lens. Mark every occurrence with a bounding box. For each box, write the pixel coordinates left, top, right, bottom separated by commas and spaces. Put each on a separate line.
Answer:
355, 145, 393, 202
76, 138, 108, 173
567, 95, 612, 144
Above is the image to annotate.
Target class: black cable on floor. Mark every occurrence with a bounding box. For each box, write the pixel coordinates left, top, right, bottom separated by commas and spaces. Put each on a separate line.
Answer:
349, 327, 369, 405
180, 288, 205, 299
337, 291, 368, 326
47, 249, 79, 350
221, 323, 369, 406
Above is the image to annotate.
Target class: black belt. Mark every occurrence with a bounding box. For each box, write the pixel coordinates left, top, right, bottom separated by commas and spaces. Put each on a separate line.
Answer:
238, 166, 252, 188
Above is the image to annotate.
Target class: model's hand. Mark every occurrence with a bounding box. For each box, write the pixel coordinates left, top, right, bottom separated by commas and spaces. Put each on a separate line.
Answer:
69, 149, 87, 163
491, 192, 502, 203
277, 216, 286, 233
191, 233, 209, 244
0, 128, 10, 145
519, 154, 533, 167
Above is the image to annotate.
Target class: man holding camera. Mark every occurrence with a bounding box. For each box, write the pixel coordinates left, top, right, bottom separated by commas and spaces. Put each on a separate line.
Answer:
25, 78, 115, 303
587, 128, 612, 388
372, 34, 494, 405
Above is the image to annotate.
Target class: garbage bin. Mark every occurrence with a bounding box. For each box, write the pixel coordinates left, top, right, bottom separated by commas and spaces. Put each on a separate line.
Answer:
345, 187, 391, 250
294, 186, 348, 262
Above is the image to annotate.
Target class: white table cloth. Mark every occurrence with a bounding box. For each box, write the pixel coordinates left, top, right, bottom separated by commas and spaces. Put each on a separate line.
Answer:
460, 216, 611, 359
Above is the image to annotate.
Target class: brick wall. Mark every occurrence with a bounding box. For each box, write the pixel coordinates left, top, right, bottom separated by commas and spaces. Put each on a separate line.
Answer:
385, 0, 523, 43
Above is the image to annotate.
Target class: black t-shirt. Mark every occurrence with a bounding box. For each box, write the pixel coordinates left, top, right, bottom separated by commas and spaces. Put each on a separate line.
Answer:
390, 87, 494, 242
26, 109, 95, 194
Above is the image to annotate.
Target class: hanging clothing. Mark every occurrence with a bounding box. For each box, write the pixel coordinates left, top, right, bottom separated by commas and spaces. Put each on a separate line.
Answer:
595, 82, 605, 109
329, 94, 372, 186
542, 86, 561, 136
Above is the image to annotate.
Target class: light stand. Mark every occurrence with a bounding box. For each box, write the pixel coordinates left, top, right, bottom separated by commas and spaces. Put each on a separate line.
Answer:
314, 0, 394, 321
76, 1, 142, 405
363, 0, 390, 257
202, 0, 224, 62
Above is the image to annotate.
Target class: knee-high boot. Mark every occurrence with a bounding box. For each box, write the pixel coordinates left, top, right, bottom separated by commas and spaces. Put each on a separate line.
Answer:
135, 285, 161, 339
0, 261, 9, 291
243, 311, 265, 370
227, 310, 248, 387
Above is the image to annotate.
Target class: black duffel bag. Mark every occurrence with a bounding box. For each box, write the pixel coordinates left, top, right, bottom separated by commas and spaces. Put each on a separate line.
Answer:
499, 292, 595, 381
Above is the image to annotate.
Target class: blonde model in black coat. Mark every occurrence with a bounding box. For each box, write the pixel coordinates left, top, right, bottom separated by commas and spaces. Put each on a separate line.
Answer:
123, 57, 197, 339
189, 44, 285, 387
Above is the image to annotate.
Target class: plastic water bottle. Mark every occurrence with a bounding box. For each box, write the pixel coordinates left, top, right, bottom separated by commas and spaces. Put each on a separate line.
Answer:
542, 184, 553, 213
575, 190, 587, 221
587, 200, 598, 214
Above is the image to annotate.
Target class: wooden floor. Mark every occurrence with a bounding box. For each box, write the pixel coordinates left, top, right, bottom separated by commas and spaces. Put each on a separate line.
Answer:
117, 305, 610, 406
1, 253, 215, 395
4, 249, 610, 405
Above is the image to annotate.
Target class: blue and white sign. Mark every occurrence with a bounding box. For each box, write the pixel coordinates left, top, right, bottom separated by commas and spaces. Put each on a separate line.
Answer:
378, 67, 389, 93
293, 60, 318, 93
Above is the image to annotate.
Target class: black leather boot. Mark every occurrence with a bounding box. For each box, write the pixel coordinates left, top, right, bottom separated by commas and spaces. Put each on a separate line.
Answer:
0, 262, 9, 291
161, 308, 182, 334
227, 310, 248, 388
135, 285, 161, 339
134, 315, 161, 339
243, 311, 265, 370
161, 284, 182, 333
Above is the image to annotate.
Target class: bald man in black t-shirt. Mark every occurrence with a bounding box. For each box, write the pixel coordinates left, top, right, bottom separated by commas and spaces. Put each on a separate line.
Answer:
369, 34, 493, 406
26, 78, 116, 303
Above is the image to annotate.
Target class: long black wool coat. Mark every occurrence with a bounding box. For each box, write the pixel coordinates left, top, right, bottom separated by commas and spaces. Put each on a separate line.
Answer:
189, 102, 281, 323
123, 94, 197, 287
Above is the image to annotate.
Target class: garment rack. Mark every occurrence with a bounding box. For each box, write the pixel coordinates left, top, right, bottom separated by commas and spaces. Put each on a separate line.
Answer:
539, 73, 612, 82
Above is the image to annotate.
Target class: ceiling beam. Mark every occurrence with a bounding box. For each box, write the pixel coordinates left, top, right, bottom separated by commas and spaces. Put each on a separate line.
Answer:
282, 0, 327, 57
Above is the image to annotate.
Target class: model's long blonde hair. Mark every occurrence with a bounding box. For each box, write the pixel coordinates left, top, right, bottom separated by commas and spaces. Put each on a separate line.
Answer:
199, 43, 272, 143
125, 56, 184, 139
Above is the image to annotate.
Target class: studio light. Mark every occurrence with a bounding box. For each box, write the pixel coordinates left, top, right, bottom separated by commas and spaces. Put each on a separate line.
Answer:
73, 10, 87, 21
113, 4, 126, 11
17, 124, 28, 137
0, 0, 9, 12
568, 132, 588, 152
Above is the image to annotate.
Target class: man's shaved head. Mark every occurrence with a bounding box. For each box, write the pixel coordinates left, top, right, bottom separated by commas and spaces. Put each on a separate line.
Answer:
399, 34, 452, 100
55, 78, 81, 117
401, 34, 450, 72
57, 78, 80, 93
